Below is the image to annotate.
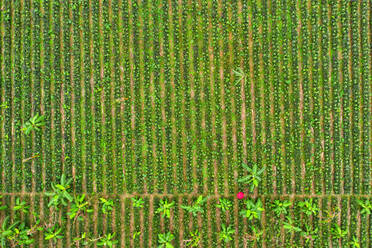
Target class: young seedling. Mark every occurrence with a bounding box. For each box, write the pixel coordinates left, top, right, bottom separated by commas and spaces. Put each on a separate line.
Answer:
238, 163, 265, 192
216, 198, 232, 213
156, 199, 175, 219
245, 226, 263, 243
0, 217, 19, 247
44, 226, 64, 243
240, 199, 264, 220
219, 224, 235, 243
181, 196, 208, 217
45, 174, 73, 209
233, 67, 247, 85
183, 230, 201, 247
13, 198, 29, 214
298, 199, 319, 216
133, 231, 141, 241
283, 217, 302, 234
131, 197, 144, 208
0, 195, 7, 210
7, 221, 40, 247
300, 224, 318, 244
158, 232, 175, 248
349, 236, 360, 248
22, 113, 45, 135
357, 199, 371, 215
99, 198, 114, 214
271, 199, 292, 217
97, 233, 118, 247
321, 206, 340, 224
330, 224, 347, 240
68, 194, 93, 223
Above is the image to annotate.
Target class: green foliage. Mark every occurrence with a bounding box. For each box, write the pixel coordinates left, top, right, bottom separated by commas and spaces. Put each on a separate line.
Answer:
271, 200, 292, 217
0, 217, 19, 247
216, 198, 232, 213
349, 236, 360, 248
357, 199, 371, 215
13, 198, 29, 214
181, 196, 208, 217
330, 224, 347, 239
156, 199, 175, 219
300, 224, 318, 244
97, 233, 118, 247
238, 163, 265, 192
99, 198, 114, 214
22, 113, 45, 135
219, 224, 235, 243
131, 197, 144, 208
245, 226, 263, 243
183, 230, 201, 247
0, 196, 7, 211
158, 232, 174, 248
283, 217, 302, 233
233, 67, 247, 85
240, 199, 264, 220
44, 226, 64, 243
45, 174, 73, 209
297, 199, 319, 216
68, 194, 93, 222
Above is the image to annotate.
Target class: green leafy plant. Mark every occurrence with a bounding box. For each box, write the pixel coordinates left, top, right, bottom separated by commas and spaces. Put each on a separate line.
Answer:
283, 217, 301, 233
271, 200, 292, 217
68, 194, 93, 223
240, 199, 264, 220
158, 232, 174, 248
45, 174, 73, 209
13, 198, 29, 214
0, 217, 19, 247
233, 67, 247, 85
183, 230, 201, 247
181, 196, 208, 217
99, 198, 114, 214
245, 226, 263, 243
44, 226, 64, 243
298, 199, 319, 216
97, 233, 118, 247
7, 221, 40, 246
300, 224, 318, 244
238, 163, 265, 192
22, 113, 45, 135
330, 224, 347, 239
349, 236, 360, 248
0, 195, 7, 210
357, 199, 371, 215
321, 206, 340, 224
131, 197, 144, 208
216, 198, 232, 213
133, 231, 141, 240
156, 199, 175, 219
219, 224, 235, 243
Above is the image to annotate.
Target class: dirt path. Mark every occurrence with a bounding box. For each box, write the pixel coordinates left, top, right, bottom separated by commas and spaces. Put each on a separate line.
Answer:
167, 0, 178, 194
206, 0, 218, 195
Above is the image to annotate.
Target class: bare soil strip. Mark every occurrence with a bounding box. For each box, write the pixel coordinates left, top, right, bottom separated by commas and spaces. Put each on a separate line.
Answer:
147, 196, 154, 248
59, 0, 66, 178
178, 197, 185, 248
206, 0, 218, 195
296, 0, 305, 195
88, 0, 97, 193
157, 0, 169, 194
167, 0, 178, 194
108, 0, 117, 195
10, 0, 16, 195
118, 0, 127, 193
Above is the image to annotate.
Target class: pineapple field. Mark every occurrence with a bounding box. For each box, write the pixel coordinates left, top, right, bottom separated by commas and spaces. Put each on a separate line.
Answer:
0, 0, 370, 247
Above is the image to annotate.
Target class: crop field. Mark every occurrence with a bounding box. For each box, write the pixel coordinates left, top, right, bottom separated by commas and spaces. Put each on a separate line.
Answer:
0, 0, 371, 247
